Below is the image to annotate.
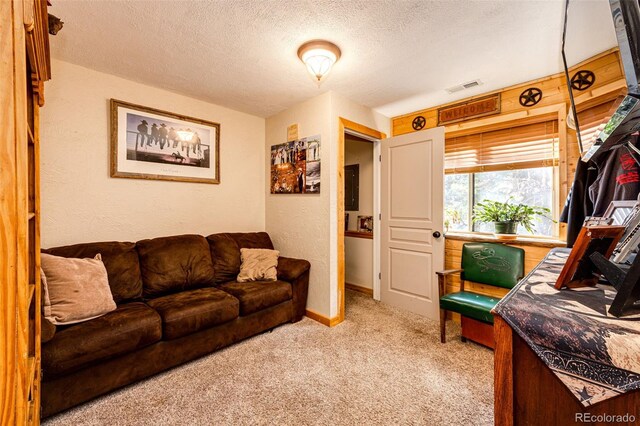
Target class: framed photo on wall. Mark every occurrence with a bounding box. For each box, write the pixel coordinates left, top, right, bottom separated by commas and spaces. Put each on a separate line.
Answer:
110, 99, 220, 184
358, 215, 373, 233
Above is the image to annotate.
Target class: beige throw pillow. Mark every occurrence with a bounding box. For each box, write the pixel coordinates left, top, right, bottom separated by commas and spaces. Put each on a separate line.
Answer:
40, 253, 117, 325
237, 249, 280, 282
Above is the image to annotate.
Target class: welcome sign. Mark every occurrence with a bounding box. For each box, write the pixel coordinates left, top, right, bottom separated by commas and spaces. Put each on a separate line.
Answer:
437, 94, 501, 125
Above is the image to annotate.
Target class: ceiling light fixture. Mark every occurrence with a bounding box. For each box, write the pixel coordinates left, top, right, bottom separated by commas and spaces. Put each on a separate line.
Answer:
297, 40, 341, 86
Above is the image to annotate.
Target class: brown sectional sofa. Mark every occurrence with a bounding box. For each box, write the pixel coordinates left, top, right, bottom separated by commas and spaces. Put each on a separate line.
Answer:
40, 232, 310, 418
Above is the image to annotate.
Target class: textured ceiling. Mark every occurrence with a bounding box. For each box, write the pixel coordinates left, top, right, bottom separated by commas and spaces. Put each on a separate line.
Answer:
49, 0, 617, 118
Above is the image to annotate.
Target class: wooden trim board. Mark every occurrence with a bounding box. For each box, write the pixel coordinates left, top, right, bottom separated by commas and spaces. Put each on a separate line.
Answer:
305, 309, 341, 327
345, 282, 374, 297
445, 233, 566, 249
494, 316, 514, 426
344, 230, 373, 239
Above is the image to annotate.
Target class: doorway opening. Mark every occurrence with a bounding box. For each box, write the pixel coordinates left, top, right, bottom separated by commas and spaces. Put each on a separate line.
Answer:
338, 118, 385, 323
344, 133, 375, 300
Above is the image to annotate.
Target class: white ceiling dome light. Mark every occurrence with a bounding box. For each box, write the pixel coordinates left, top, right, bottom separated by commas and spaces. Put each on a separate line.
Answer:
297, 40, 341, 86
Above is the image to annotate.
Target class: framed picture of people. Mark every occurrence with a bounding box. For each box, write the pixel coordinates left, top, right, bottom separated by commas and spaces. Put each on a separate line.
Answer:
110, 99, 220, 184
270, 135, 321, 194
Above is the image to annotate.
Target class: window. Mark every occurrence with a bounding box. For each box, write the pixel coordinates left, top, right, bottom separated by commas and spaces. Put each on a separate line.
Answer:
445, 168, 554, 236
444, 119, 558, 237
444, 173, 470, 232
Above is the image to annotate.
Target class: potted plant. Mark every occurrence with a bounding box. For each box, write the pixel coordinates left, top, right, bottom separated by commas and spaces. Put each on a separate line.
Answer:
472, 199, 551, 239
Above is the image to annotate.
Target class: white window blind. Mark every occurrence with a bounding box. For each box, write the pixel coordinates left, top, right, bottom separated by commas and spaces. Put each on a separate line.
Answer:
445, 120, 559, 174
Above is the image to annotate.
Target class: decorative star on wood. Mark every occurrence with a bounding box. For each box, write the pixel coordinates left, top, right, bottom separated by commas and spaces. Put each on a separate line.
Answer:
519, 87, 543, 107
412, 116, 426, 131
571, 70, 596, 91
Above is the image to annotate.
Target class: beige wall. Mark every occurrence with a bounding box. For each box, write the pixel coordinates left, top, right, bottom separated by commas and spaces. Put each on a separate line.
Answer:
345, 137, 374, 289
265, 92, 332, 316
266, 92, 389, 319
345, 238, 373, 289
41, 60, 266, 247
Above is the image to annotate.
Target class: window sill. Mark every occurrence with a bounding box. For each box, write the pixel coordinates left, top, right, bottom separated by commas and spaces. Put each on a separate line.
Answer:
444, 232, 566, 248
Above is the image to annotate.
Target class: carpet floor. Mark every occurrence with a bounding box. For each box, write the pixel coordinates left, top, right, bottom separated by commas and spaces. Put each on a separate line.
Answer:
44, 291, 494, 425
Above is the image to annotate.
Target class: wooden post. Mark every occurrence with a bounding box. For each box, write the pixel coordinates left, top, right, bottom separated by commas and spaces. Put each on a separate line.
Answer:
494, 315, 514, 426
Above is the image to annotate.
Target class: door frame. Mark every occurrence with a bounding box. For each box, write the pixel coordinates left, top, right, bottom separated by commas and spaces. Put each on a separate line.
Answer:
338, 118, 386, 323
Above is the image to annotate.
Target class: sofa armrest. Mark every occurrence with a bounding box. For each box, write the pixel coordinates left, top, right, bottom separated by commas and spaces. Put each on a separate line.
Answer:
277, 257, 310, 281
42, 316, 57, 343
277, 257, 310, 323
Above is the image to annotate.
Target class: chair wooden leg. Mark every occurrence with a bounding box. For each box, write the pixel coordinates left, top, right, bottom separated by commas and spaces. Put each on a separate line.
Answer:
440, 309, 446, 343
460, 315, 467, 342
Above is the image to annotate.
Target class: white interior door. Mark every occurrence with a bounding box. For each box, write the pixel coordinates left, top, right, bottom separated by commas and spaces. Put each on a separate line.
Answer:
380, 127, 444, 319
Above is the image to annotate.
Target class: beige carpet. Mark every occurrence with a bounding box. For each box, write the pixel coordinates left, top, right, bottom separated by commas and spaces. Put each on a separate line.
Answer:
44, 291, 494, 425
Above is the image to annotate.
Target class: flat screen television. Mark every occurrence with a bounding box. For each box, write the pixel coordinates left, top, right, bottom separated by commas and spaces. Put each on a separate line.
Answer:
563, 0, 640, 161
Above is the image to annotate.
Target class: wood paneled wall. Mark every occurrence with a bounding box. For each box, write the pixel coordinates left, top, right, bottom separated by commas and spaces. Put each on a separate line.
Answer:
392, 49, 625, 137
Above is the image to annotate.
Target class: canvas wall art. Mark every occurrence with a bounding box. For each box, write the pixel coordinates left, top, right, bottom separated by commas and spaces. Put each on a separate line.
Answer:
110, 99, 220, 184
270, 135, 321, 194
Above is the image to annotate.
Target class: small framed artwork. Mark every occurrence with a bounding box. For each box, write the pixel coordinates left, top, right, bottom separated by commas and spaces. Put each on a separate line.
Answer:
358, 215, 373, 233
110, 99, 220, 184
270, 135, 321, 194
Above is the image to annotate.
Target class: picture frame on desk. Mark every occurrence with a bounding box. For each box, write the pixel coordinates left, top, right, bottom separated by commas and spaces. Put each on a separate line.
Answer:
554, 225, 625, 290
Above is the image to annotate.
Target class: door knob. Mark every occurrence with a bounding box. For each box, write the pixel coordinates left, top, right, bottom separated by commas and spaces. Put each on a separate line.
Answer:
433, 231, 441, 238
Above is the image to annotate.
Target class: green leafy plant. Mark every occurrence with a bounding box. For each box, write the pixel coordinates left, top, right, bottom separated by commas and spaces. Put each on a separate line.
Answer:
444, 208, 462, 232
472, 198, 551, 234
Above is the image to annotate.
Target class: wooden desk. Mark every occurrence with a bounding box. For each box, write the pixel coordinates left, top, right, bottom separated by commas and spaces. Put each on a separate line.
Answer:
494, 249, 640, 425
494, 316, 640, 425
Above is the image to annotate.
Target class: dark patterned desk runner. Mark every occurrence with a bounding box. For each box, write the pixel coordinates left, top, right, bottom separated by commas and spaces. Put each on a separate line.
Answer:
493, 248, 640, 406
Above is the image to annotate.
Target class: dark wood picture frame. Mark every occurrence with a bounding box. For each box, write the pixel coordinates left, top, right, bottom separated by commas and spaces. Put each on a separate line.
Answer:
110, 99, 221, 184
555, 225, 625, 289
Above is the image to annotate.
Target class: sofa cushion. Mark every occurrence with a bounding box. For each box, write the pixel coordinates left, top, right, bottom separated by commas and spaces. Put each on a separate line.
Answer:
42, 302, 161, 379
207, 232, 275, 284
146, 287, 239, 340
137, 234, 216, 298
218, 280, 292, 316
43, 241, 142, 303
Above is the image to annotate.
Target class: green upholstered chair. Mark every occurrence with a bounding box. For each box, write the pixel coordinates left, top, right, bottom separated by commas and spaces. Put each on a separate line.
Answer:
437, 242, 524, 345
